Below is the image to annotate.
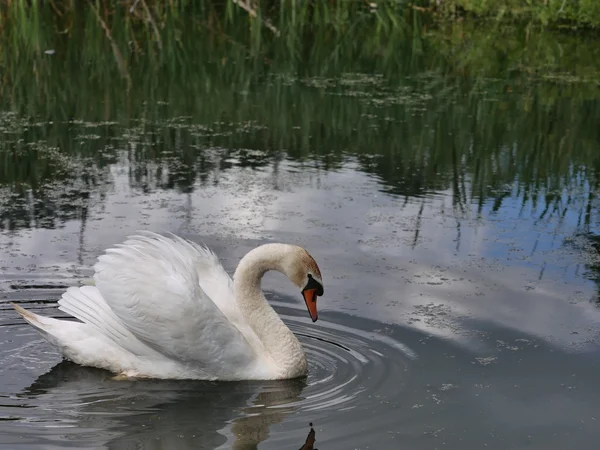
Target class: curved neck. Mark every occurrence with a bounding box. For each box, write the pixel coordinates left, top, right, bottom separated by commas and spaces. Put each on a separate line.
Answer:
233, 244, 306, 378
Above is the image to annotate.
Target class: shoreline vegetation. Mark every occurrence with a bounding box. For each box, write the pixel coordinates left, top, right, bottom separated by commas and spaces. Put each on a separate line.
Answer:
1, 1, 598, 51
1, 1, 598, 83
427, 0, 600, 29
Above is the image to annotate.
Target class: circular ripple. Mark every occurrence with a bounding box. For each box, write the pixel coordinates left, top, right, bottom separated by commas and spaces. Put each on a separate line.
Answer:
279, 312, 417, 414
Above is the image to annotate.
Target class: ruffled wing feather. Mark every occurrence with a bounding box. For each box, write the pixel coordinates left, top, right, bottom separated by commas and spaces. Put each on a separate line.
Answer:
93, 232, 260, 379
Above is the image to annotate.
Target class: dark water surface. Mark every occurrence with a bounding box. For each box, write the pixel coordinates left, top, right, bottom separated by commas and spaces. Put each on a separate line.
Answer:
1, 7, 600, 449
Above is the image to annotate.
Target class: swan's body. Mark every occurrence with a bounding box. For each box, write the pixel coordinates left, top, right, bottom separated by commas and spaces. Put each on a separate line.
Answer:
12, 232, 324, 381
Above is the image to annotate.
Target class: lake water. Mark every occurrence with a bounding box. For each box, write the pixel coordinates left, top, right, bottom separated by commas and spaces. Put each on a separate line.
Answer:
1, 7, 600, 449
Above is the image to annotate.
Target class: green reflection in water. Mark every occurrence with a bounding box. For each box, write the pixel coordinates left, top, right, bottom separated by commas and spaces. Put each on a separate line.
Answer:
0, 3, 598, 244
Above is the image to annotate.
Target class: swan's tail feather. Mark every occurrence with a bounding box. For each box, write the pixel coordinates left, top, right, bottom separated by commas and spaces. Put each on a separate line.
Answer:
12, 303, 46, 327
57, 286, 153, 357
59, 286, 129, 342
11, 303, 66, 347
15, 287, 147, 358
12, 300, 151, 375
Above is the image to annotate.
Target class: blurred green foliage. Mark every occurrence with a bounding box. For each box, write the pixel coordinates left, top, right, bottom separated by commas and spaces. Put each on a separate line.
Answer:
431, 0, 600, 28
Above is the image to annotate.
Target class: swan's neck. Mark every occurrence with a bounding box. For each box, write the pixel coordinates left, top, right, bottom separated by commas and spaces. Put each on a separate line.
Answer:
233, 244, 307, 378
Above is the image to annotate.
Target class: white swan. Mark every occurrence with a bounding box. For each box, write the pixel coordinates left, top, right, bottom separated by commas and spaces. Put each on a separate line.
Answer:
12, 232, 324, 381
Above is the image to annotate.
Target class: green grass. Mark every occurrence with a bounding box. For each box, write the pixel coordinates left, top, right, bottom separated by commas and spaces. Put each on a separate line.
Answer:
429, 0, 600, 28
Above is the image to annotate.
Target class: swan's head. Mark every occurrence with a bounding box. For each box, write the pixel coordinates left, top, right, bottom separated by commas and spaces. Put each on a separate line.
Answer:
284, 247, 324, 323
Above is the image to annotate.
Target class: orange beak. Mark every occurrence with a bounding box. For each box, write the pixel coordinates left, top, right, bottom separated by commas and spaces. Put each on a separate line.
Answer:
302, 289, 319, 322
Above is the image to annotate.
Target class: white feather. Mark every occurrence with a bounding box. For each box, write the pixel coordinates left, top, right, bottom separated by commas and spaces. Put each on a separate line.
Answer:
58, 286, 155, 357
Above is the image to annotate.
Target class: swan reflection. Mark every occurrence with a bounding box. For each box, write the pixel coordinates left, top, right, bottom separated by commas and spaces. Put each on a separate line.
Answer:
19, 361, 307, 449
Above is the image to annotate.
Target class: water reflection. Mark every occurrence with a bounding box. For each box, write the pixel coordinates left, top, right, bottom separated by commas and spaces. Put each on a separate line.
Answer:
18, 361, 306, 450
1, 10, 599, 237
298, 423, 318, 450
569, 231, 600, 306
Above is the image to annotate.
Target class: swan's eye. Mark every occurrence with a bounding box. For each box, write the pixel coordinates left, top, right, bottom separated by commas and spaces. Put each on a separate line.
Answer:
304, 274, 324, 296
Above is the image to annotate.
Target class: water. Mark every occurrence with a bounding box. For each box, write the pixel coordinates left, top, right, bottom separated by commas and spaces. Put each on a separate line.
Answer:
0, 306, 413, 449
1, 6, 600, 449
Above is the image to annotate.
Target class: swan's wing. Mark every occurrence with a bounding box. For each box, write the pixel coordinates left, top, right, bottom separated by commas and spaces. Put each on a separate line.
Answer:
93, 232, 260, 378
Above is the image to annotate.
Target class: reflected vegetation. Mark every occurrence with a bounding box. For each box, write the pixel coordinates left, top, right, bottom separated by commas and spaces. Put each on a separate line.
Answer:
568, 230, 600, 306
0, 2, 599, 284
18, 361, 306, 450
